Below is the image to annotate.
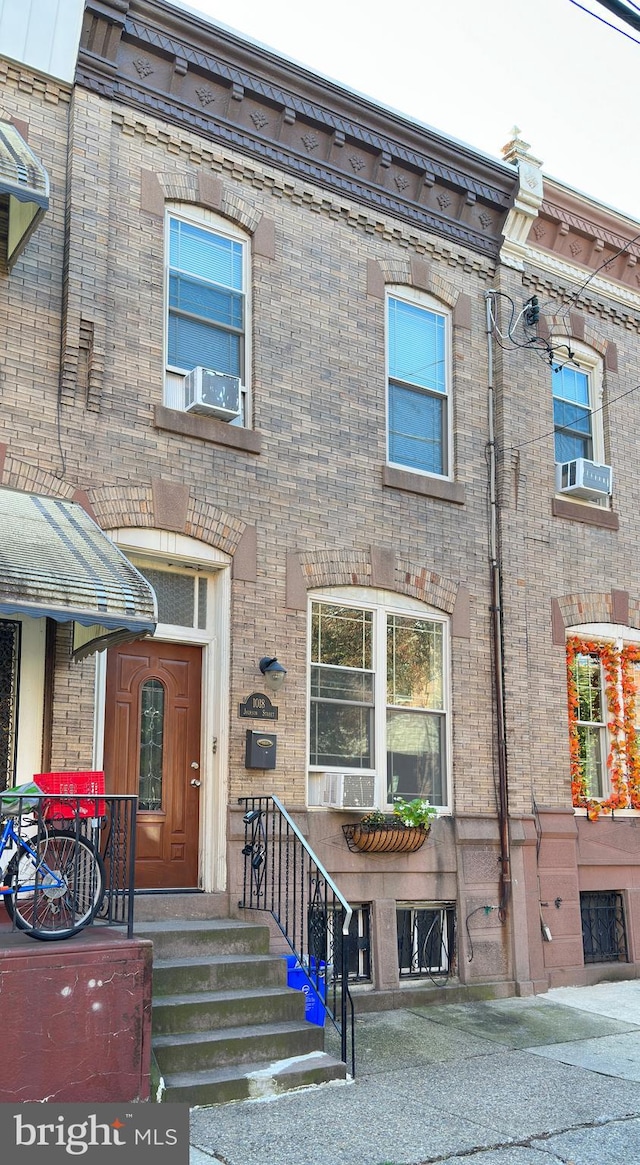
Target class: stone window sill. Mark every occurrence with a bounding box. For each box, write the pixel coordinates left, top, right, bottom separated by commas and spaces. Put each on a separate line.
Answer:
552, 497, 619, 530
154, 405, 262, 454
382, 465, 465, 505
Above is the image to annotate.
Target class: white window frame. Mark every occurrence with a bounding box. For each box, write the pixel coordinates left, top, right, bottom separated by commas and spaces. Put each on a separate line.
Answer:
573, 649, 608, 800
385, 286, 452, 480
568, 623, 640, 815
552, 339, 604, 469
164, 204, 251, 427
307, 586, 451, 812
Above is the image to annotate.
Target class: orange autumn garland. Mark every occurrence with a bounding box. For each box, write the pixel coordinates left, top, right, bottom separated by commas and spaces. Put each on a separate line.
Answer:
566, 637, 630, 819
621, 644, 640, 809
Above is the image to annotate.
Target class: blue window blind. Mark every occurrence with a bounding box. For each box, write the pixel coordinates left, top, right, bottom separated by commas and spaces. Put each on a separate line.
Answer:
552, 364, 592, 462
168, 218, 244, 376
388, 297, 447, 475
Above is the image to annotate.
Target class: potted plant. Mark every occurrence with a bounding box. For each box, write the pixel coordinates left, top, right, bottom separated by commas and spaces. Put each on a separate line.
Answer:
342, 798, 437, 853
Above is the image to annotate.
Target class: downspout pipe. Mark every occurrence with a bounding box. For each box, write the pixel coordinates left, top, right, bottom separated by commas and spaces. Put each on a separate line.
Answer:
485, 292, 512, 919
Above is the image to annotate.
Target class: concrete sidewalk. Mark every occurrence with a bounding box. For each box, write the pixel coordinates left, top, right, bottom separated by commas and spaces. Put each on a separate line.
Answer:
189, 979, 640, 1165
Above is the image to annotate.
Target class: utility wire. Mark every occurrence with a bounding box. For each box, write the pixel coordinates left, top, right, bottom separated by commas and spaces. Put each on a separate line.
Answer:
568, 0, 640, 43
510, 379, 640, 452
590, 0, 640, 33
558, 231, 640, 334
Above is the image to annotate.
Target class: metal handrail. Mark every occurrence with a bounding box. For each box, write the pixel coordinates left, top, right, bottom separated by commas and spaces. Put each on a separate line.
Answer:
238, 795, 355, 1076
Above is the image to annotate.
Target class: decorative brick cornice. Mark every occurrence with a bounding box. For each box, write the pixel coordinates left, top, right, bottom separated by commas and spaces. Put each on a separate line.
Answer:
526, 180, 640, 305
77, 0, 517, 258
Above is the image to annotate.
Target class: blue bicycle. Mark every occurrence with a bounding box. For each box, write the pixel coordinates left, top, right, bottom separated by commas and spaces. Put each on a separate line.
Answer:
0, 785, 105, 940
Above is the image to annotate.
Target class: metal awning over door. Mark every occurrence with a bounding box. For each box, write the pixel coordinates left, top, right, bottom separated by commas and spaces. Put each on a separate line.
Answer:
0, 122, 49, 269
0, 488, 157, 658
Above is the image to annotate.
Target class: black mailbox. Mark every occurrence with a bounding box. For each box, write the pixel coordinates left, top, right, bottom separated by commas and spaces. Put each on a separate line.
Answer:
245, 729, 277, 769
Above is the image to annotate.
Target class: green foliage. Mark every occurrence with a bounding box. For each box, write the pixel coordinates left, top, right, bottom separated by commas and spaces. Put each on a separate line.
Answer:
392, 797, 437, 827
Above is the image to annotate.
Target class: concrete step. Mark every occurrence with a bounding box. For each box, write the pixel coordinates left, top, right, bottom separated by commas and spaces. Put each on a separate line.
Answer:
135, 892, 229, 921
153, 953, 287, 996
153, 1019, 324, 1074
135, 918, 270, 959
153, 985, 306, 1034
159, 1051, 348, 1105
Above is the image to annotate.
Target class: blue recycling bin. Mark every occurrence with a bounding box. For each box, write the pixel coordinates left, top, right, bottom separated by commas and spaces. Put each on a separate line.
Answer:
284, 955, 326, 1026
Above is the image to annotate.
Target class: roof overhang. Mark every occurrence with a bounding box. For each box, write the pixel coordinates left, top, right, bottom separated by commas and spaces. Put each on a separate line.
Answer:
0, 122, 50, 269
0, 488, 157, 659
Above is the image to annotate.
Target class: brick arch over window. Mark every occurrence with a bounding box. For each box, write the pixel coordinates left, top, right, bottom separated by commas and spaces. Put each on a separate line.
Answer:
0, 447, 77, 501
367, 257, 460, 311
141, 168, 272, 242
86, 482, 246, 559
286, 547, 470, 636
0, 453, 250, 565
541, 311, 608, 358
551, 589, 640, 643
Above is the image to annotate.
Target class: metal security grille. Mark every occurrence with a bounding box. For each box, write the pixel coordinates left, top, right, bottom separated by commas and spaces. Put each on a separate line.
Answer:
306, 904, 371, 983
397, 903, 456, 980
0, 620, 20, 792
581, 891, 628, 964
331, 905, 371, 982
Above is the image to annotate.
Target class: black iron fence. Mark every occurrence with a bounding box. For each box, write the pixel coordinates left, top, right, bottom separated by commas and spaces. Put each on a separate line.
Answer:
239, 795, 355, 1076
0, 793, 137, 938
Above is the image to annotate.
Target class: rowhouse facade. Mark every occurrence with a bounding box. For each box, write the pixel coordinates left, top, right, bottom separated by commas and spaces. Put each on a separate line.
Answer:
1, 0, 639, 1007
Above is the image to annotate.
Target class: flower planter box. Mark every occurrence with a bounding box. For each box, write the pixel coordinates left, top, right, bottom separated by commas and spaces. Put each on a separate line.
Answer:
342, 822, 430, 854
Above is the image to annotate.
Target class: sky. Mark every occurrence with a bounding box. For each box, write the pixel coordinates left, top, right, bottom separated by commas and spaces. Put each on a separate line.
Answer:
173, 0, 640, 222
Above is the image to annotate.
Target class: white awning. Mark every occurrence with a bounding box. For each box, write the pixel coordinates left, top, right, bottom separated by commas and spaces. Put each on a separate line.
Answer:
0, 488, 157, 659
0, 122, 49, 269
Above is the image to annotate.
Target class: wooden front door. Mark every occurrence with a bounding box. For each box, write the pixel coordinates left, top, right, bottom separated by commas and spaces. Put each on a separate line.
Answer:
104, 640, 202, 889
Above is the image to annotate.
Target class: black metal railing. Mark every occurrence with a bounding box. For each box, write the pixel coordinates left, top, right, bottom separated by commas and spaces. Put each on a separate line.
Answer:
239, 795, 355, 1076
0, 794, 137, 938
581, 890, 628, 964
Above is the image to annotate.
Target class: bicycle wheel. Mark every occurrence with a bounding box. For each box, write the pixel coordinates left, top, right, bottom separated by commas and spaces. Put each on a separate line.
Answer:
5, 828, 105, 940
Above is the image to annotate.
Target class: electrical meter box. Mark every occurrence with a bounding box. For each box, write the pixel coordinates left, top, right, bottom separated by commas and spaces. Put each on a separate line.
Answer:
245, 730, 277, 769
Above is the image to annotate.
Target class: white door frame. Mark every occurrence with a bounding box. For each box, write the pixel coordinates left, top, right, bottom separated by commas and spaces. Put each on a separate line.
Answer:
93, 529, 231, 893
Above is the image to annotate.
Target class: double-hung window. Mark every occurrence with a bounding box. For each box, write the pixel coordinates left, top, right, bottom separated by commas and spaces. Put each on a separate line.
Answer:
387, 291, 449, 477
567, 632, 640, 814
309, 591, 449, 808
552, 345, 603, 467
572, 650, 606, 799
552, 363, 593, 462
165, 210, 249, 423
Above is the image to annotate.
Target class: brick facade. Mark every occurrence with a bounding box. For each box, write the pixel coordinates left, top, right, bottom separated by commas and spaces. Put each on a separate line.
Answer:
2, 0, 640, 999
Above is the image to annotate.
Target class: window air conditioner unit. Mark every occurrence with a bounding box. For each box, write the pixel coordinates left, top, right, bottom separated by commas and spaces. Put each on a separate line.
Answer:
555, 458, 612, 501
322, 773, 376, 810
183, 367, 241, 421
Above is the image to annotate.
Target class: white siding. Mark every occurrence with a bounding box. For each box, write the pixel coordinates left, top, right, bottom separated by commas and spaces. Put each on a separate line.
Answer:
0, 0, 83, 82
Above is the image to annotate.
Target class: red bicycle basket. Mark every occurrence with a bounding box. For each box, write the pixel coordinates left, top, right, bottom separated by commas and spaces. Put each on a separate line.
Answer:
34, 772, 106, 820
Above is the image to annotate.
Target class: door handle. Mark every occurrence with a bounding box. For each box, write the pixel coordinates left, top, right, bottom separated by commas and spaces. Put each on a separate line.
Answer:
191, 761, 200, 770
190, 778, 201, 788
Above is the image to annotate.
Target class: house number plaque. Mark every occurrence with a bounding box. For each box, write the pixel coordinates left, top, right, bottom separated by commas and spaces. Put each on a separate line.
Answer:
238, 692, 278, 720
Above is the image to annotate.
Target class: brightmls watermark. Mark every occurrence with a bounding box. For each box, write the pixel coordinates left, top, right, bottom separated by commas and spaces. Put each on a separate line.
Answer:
0, 1104, 189, 1162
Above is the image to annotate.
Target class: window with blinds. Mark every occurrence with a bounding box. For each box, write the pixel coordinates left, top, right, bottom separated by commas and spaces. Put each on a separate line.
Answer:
165, 209, 249, 424
387, 293, 449, 476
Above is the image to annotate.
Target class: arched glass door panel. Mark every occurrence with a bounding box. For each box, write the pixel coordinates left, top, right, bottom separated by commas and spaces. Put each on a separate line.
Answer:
139, 678, 165, 810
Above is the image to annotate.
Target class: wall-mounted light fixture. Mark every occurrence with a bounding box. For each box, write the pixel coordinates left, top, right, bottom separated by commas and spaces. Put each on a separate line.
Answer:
259, 656, 287, 693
